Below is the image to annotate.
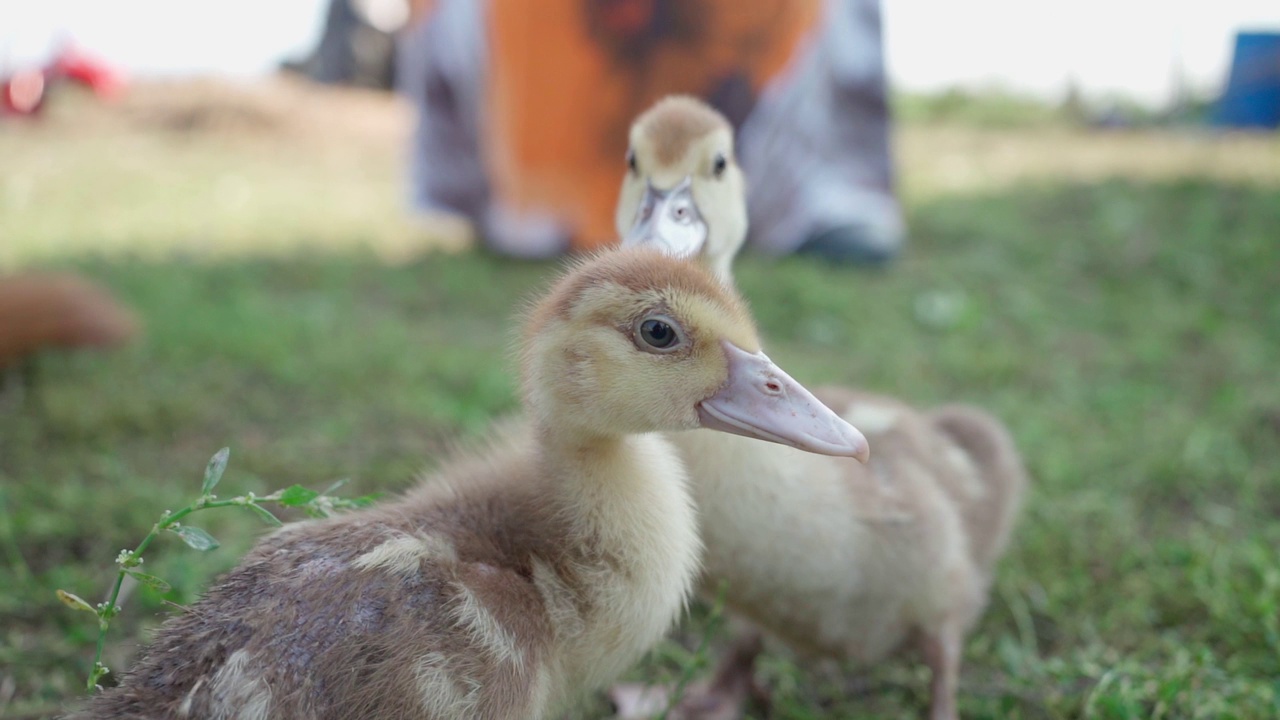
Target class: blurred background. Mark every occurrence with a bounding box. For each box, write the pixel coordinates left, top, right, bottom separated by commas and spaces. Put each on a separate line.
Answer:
5, 0, 1278, 100
2, 1, 1278, 718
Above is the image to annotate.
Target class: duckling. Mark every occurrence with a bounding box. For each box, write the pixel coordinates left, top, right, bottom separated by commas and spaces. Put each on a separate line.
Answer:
615, 97, 746, 284
67, 248, 869, 720
612, 96, 1028, 720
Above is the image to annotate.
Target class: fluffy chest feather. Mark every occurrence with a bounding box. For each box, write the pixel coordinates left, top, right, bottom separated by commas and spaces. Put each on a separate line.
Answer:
543, 432, 702, 707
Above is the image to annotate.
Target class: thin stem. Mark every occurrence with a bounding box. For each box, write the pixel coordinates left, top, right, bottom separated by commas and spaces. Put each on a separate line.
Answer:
0, 485, 35, 585
85, 496, 252, 690
74, 459, 373, 693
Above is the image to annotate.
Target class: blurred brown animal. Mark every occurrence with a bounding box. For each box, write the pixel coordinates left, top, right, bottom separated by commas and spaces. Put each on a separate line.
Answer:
0, 273, 139, 366
0, 273, 139, 398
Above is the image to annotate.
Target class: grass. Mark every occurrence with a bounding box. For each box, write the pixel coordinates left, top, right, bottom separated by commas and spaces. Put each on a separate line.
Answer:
2, 81, 1279, 718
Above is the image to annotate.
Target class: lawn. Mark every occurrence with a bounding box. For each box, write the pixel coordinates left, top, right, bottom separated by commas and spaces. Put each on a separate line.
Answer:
1, 80, 1278, 719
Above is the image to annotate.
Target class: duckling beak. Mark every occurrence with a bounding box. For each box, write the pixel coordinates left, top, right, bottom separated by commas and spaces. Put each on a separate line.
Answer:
622, 177, 708, 259
697, 342, 871, 461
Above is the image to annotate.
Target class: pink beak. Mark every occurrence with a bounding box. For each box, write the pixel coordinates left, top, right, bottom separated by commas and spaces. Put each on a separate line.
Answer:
697, 342, 870, 461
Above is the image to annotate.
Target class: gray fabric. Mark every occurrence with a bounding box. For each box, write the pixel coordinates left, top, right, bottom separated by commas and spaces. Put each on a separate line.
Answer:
397, 0, 902, 257
395, 0, 489, 223
290, 0, 397, 89
738, 0, 903, 255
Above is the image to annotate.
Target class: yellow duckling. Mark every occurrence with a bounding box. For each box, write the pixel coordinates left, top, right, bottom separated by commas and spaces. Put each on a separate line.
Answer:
611, 96, 1029, 720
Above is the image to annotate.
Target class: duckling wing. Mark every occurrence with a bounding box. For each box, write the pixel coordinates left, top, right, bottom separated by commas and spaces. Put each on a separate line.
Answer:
925, 404, 1029, 574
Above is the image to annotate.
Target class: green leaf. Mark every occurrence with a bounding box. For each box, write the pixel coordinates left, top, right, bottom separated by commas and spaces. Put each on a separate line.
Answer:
246, 503, 283, 527
56, 589, 96, 613
350, 493, 380, 508
125, 570, 172, 593
170, 525, 220, 551
202, 447, 230, 495
278, 485, 319, 507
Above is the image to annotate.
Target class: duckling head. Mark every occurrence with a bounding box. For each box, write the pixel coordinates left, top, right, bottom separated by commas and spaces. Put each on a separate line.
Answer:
615, 96, 747, 281
521, 248, 867, 459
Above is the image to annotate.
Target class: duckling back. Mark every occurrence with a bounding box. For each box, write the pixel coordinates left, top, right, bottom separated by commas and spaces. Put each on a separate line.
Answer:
69, 446, 564, 720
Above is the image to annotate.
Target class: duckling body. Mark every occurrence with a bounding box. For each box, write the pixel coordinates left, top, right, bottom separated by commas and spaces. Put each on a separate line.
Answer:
70, 249, 867, 720
679, 389, 1020, 660
79, 435, 694, 719
626, 394, 1022, 720
615, 96, 1027, 720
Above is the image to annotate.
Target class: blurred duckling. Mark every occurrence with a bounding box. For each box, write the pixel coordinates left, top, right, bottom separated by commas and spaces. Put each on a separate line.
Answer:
0, 272, 140, 401
612, 96, 1029, 720
68, 248, 868, 720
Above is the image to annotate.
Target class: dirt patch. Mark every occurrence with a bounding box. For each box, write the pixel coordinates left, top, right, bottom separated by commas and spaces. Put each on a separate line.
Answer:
897, 125, 1280, 200
32, 73, 411, 145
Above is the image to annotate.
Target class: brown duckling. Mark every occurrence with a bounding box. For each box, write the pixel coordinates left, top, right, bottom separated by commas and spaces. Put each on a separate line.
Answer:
67, 248, 867, 720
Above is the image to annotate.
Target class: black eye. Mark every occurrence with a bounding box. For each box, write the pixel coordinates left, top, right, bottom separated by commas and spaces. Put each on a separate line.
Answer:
627, 149, 638, 174
712, 153, 727, 178
637, 317, 681, 350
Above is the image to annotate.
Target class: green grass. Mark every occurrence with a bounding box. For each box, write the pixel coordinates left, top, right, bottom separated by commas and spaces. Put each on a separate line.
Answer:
2, 178, 1279, 718
890, 88, 1217, 129
893, 88, 1074, 128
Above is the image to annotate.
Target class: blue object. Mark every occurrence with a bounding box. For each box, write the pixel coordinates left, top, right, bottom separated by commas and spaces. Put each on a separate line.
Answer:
1214, 31, 1280, 129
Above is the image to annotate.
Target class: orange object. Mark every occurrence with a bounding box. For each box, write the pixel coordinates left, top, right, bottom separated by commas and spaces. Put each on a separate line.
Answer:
407, 0, 438, 27
486, 0, 820, 252
0, 273, 140, 369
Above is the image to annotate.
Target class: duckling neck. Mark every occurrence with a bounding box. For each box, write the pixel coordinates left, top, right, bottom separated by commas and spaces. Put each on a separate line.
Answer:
537, 428, 699, 565
535, 428, 702, 684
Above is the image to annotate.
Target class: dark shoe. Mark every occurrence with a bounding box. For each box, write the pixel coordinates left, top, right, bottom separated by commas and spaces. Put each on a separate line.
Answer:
796, 223, 902, 267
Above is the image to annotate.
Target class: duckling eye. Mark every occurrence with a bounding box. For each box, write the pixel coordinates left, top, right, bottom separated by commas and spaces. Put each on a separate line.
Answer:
627, 149, 638, 175
639, 319, 677, 349
712, 153, 727, 178
635, 316, 683, 352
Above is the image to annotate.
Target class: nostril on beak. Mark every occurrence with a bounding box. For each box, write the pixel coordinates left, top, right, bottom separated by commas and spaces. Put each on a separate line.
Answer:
765, 380, 781, 394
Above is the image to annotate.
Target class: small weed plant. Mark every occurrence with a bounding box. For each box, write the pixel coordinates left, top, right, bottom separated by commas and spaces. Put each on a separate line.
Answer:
56, 448, 377, 692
